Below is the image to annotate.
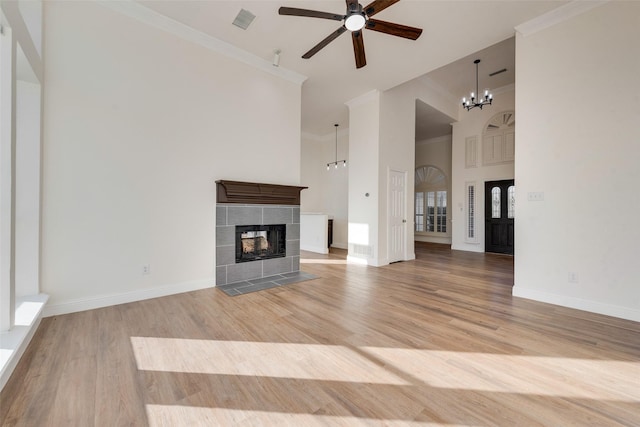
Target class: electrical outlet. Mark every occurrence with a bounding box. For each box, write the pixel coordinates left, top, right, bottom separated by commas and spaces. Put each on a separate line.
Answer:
568, 272, 578, 283
142, 264, 151, 275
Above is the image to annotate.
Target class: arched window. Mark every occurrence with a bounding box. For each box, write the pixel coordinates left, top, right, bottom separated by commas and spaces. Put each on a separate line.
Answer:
415, 166, 447, 233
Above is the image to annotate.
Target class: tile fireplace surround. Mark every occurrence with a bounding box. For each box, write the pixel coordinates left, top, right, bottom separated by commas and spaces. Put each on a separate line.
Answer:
215, 180, 307, 286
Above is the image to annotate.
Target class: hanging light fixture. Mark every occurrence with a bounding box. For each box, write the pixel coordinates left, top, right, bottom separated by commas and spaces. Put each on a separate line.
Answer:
327, 124, 347, 170
462, 59, 493, 111
344, 3, 366, 31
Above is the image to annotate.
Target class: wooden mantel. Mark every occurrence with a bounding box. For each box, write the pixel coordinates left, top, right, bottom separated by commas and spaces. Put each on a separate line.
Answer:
216, 180, 307, 205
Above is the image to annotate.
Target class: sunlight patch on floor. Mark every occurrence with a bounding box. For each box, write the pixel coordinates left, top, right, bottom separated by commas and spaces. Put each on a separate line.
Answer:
145, 405, 471, 427
131, 337, 408, 385
361, 347, 640, 402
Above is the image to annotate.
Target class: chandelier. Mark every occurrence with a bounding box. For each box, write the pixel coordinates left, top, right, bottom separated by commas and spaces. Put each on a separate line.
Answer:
462, 59, 493, 111
327, 124, 347, 170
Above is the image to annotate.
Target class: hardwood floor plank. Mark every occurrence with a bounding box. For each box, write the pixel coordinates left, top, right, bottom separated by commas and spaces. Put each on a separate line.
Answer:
1, 242, 638, 426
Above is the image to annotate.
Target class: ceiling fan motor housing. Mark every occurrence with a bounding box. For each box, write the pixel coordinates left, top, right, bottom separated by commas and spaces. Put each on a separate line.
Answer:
345, 4, 366, 31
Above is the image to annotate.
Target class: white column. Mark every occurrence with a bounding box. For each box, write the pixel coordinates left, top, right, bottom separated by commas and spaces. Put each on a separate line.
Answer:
346, 90, 381, 265
0, 24, 17, 332
15, 80, 42, 297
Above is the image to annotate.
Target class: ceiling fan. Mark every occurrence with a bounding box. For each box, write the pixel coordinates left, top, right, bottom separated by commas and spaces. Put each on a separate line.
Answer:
279, 0, 422, 69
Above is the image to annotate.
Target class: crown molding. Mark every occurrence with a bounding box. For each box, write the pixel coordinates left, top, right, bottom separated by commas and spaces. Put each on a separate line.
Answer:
97, 1, 307, 86
515, 0, 609, 37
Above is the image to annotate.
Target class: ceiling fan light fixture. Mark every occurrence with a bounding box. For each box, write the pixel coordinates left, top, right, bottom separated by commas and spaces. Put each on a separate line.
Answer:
278, 1, 422, 69
345, 13, 366, 31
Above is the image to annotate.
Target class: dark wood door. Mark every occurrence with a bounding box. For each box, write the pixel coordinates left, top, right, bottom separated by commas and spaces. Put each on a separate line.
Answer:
485, 180, 514, 255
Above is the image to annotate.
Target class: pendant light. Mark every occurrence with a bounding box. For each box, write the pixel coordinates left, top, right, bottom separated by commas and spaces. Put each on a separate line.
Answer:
462, 59, 493, 111
327, 124, 347, 170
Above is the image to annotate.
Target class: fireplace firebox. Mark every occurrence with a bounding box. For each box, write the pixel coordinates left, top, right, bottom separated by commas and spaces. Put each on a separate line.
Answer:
236, 224, 286, 263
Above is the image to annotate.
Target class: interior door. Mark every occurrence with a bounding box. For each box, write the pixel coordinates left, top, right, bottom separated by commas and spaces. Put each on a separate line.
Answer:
485, 180, 514, 255
389, 170, 406, 263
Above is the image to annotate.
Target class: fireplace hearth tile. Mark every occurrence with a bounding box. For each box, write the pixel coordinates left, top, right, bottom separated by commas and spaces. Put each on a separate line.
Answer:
227, 260, 262, 283
286, 223, 300, 240
263, 207, 293, 225
263, 256, 292, 276
285, 240, 300, 258
227, 206, 262, 225
216, 199, 303, 286
216, 206, 227, 226
216, 266, 227, 285
248, 276, 280, 285
274, 276, 309, 286
215, 245, 235, 266
217, 271, 318, 296
216, 226, 235, 246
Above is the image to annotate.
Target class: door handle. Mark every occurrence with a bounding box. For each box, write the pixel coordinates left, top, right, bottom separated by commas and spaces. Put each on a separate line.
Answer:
402, 219, 406, 223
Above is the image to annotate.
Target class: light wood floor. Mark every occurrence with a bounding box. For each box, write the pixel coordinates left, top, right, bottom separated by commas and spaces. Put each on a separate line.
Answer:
2, 243, 639, 426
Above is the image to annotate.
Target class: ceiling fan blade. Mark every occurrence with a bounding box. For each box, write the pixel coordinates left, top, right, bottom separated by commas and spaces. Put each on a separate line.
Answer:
365, 18, 422, 40
363, 0, 400, 17
302, 26, 348, 59
352, 30, 366, 69
346, 0, 359, 13
278, 7, 344, 21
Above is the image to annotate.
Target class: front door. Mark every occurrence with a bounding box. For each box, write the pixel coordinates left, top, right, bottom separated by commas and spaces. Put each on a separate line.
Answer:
485, 180, 514, 255
388, 170, 406, 263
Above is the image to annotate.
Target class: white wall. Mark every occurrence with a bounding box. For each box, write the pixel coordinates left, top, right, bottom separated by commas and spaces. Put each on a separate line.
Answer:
347, 91, 380, 264
346, 77, 460, 265
415, 135, 452, 244
300, 213, 328, 254
379, 77, 458, 263
300, 134, 324, 213
513, 1, 640, 321
300, 130, 349, 249
451, 86, 515, 252
378, 86, 418, 264
15, 80, 41, 297
41, 2, 302, 312
322, 128, 348, 249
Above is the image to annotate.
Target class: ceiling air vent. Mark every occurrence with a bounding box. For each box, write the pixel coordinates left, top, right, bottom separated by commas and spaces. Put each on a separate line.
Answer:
232, 9, 256, 30
489, 68, 507, 77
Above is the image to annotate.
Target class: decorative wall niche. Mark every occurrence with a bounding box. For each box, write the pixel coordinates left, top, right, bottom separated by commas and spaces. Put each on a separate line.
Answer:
482, 111, 515, 166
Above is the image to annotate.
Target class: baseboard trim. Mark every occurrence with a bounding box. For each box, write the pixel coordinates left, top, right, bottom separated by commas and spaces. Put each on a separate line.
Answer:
300, 244, 329, 255
346, 255, 389, 267
512, 286, 640, 322
330, 242, 348, 250
43, 278, 214, 317
1, 294, 49, 391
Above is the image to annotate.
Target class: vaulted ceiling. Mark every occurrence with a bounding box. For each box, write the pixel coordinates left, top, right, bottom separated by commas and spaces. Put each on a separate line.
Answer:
138, 1, 566, 136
